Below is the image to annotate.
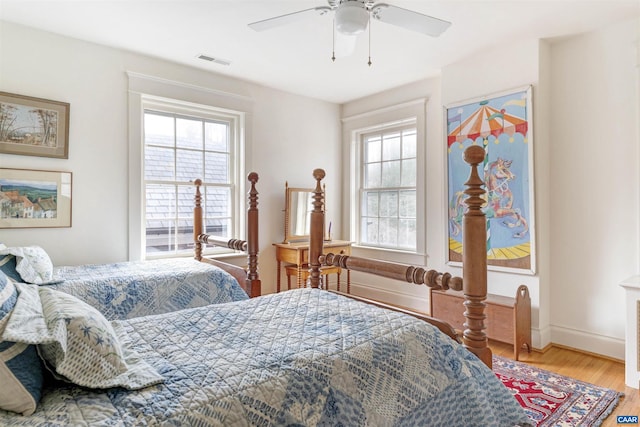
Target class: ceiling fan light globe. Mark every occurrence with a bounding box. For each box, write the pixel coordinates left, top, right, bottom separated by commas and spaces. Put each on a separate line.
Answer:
335, 2, 369, 35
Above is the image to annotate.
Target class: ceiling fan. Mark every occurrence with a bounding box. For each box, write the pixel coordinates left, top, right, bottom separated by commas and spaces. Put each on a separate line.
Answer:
249, 0, 451, 37
249, 0, 451, 64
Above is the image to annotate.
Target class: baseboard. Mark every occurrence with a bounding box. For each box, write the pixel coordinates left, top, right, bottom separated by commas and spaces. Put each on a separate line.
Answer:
550, 324, 624, 361
532, 325, 551, 352
551, 342, 624, 363
533, 342, 553, 353
515, 342, 623, 363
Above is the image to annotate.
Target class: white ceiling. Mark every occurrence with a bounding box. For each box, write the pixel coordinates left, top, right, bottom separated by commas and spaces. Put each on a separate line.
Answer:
1, 1, 638, 103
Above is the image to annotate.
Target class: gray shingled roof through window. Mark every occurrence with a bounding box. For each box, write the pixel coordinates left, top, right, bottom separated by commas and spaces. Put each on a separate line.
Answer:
143, 113, 233, 253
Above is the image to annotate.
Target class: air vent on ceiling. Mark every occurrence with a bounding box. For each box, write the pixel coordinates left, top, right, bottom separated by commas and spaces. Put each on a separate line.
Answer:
196, 54, 231, 66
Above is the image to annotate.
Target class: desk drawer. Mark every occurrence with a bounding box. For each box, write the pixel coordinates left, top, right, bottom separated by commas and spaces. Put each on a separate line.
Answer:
301, 245, 351, 264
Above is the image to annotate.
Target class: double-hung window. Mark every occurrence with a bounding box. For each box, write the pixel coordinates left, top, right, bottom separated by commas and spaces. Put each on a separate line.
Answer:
141, 99, 243, 259
345, 99, 426, 257
360, 124, 417, 250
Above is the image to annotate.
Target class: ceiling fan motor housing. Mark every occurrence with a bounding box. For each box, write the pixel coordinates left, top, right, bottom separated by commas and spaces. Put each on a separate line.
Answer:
335, 1, 369, 35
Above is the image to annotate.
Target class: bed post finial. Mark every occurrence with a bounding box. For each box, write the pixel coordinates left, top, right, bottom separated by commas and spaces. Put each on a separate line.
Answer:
194, 179, 203, 261
462, 145, 492, 368
308, 169, 326, 289
246, 172, 261, 297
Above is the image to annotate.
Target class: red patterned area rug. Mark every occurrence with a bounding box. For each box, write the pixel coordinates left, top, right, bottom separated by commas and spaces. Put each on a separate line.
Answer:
493, 355, 622, 426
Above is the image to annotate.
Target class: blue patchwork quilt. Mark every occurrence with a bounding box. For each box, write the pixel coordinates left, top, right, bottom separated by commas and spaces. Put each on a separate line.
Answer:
0, 289, 531, 426
48, 258, 248, 320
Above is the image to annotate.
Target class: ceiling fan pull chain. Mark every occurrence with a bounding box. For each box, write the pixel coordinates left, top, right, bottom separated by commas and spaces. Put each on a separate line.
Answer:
332, 18, 336, 62
368, 13, 372, 66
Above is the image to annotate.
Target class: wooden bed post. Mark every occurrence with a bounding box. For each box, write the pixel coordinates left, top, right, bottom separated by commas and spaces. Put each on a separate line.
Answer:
193, 175, 261, 298
194, 179, 204, 261
246, 172, 261, 297
308, 169, 325, 289
462, 145, 492, 368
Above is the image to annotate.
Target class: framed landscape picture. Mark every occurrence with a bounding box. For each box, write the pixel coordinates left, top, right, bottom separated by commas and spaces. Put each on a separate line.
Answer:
0, 92, 70, 159
445, 85, 536, 274
0, 168, 72, 228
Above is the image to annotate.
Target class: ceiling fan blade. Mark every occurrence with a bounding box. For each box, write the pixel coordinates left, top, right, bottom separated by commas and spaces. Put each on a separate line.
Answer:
372, 4, 451, 37
249, 7, 331, 32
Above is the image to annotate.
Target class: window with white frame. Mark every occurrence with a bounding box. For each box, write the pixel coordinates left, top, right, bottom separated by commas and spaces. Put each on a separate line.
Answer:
142, 101, 242, 258
359, 124, 417, 250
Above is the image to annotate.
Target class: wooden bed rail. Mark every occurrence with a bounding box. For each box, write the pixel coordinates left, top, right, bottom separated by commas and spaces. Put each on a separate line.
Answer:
320, 253, 463, 291
308, 145, 492, 368
193, 173, 261, 298
197, 235, 247, 252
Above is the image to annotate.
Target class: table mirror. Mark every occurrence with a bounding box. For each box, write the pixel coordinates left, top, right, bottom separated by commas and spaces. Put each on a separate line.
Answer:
283, 182, 325, 243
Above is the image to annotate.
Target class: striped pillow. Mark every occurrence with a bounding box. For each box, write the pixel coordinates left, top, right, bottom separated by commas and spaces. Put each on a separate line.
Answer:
0, 270, 44, 416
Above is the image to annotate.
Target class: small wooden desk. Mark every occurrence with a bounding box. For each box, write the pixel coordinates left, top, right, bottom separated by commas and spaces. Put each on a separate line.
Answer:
273, 240, 352, 292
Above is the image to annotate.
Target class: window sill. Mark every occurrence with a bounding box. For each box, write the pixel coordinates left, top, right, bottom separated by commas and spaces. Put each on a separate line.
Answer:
350, 244, 427, 266
144, 248, 241, 261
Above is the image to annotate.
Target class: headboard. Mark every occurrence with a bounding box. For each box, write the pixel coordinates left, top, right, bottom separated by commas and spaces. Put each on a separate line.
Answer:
193, 172, 261, 298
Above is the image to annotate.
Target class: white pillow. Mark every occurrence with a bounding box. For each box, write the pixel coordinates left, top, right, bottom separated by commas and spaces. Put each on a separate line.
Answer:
0, 246, 54, 284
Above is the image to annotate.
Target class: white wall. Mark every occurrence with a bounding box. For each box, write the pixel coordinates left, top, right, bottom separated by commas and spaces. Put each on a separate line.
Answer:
342, 18, 640, 359
0, 22, 342, 295
548, 18, 639, 357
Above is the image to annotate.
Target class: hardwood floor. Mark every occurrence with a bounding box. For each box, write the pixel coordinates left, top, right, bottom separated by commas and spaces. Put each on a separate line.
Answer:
489, 340, 640, 425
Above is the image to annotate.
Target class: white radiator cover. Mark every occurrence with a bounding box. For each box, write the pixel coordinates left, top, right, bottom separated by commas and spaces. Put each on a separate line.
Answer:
621, 275, 640, 389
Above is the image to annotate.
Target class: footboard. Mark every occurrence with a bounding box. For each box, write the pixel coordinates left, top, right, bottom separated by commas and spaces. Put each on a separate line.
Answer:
193, 173, 261, 298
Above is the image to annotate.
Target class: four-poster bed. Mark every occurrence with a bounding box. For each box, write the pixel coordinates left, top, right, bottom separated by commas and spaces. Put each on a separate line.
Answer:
308, 145, 493, 367
0, 150, 530, 425
0, 170, 263, 324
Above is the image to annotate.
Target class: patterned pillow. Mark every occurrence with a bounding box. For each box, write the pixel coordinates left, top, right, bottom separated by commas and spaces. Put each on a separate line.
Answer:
41, 286, 130, 386
0, 271, 44, 416
3, 284, 163, 390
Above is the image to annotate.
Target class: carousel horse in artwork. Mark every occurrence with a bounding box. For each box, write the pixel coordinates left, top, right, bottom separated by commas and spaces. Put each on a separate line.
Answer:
449, 190, 465, 237
485, 157, 529, 238
449, 156, 528, 239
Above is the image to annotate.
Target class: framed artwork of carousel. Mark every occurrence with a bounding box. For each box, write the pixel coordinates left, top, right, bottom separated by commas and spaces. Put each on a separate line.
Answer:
445, 85, 536, 274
